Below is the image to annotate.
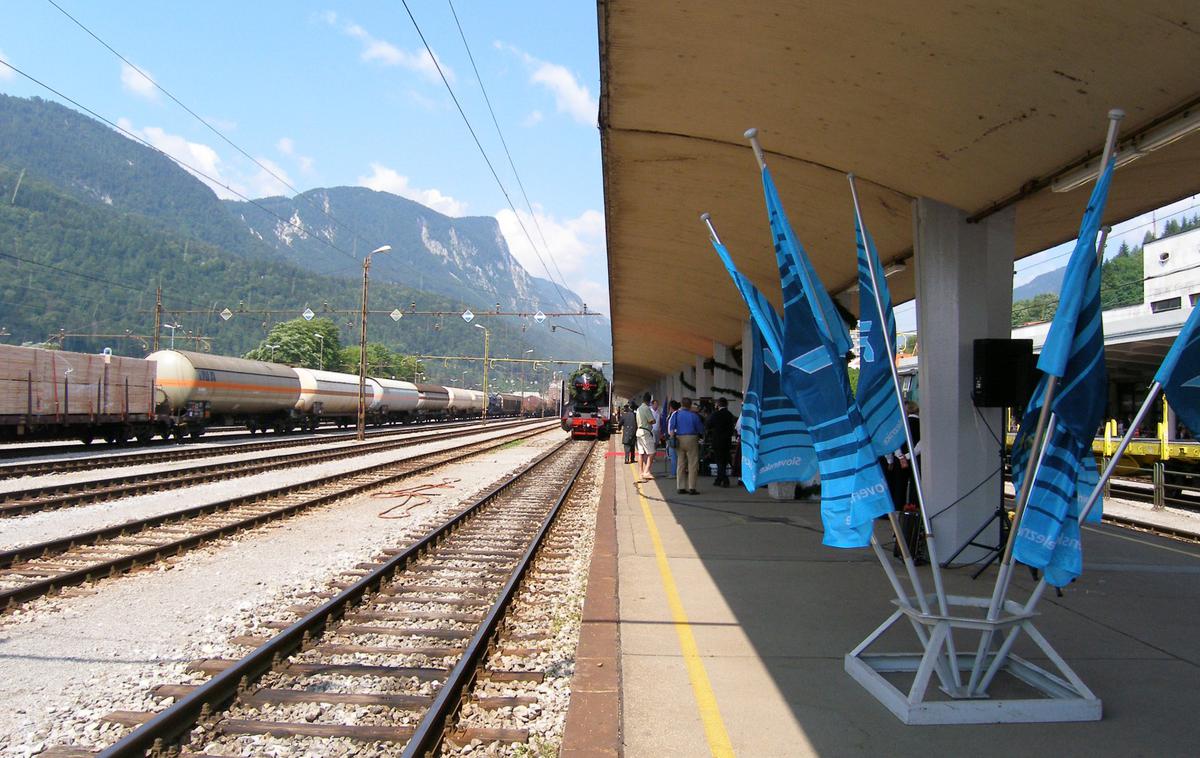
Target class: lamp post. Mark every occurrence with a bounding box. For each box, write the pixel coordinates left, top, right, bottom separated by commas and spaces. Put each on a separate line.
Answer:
474, 323, 490, 424
163, 322, 182, 349
315, 333, 324, 371
266, 343, 279, 361
358, 244, 392, 441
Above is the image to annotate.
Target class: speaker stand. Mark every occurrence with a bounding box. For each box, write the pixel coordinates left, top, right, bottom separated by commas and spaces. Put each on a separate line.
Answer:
942, 411, 1009, 579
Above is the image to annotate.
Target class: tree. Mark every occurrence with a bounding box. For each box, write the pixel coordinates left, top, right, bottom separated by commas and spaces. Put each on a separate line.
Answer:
1099, 246, 1143, 310
339, 343, 423, 380
245, 317, 344, 369
1011, 292, 1059, 326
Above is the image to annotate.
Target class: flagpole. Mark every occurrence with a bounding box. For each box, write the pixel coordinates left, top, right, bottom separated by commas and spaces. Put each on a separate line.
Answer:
848, 173, 961, 689
970, 110, 1123, 693
745, 128, 839, 344
976, 379, 1161, 691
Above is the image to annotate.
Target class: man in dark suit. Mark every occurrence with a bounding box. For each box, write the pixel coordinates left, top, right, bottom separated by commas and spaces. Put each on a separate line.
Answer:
705, 397, 736, 487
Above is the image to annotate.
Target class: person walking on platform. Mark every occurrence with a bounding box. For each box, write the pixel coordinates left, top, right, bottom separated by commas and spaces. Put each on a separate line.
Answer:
664, 400, 681, 478
635, 393, 657, 482
669, 397, 705, 494
706, 397, 736, 487
620, 403, 637, 464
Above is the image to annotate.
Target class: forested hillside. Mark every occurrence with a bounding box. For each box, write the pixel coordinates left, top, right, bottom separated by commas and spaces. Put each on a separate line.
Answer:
0, 93, 606, 386
0, 164, 592, 388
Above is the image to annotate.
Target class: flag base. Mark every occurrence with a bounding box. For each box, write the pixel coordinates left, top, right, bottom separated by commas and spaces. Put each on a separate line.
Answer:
845, 594, 1101, 724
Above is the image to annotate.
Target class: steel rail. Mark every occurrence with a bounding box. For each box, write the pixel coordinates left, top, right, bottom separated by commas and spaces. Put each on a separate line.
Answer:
402, 442, 592, 755
0, 423, 558, 608
0, 417, 502, 480
0, 419, 541, 516
98, 436, 591, 757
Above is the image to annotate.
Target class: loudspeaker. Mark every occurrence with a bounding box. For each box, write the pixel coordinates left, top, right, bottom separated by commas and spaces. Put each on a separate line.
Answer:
972, 338, 1034, 408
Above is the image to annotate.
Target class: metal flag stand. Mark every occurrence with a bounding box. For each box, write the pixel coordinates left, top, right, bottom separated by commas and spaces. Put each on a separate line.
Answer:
840, 110, 1124, 724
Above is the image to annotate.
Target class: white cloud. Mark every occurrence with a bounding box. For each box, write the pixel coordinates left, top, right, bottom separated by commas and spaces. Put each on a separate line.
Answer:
117, 118, 293, 200
358, 163, 467, 216
522, 110, 543, 127
204, 116, 238, 131
499, 43, 596, 126
574, 279, 611, 317
495, 206, 608, 313
328, 16, 451, 83
277, 137, 315, 174
248, 157, 293, 198
119, 61, 159, 101
119, 117, 225, 188
0, 50, 14, 81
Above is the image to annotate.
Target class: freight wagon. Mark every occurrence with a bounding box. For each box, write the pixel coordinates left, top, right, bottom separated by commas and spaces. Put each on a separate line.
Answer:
0, 344, 159, 443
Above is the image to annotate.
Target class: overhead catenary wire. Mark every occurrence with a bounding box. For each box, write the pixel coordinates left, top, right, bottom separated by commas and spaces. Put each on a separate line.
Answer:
445, 0, 565, 286
44, 0, 377, 272
399, 0, 591, 347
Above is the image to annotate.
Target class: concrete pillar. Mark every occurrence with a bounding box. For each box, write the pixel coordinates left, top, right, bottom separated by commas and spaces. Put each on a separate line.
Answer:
694, 356, 713, 399
914, 200, 1015, 565
712, 341, 742, 415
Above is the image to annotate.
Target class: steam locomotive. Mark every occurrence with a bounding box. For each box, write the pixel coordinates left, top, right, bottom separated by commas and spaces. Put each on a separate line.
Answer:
562, 365, 611, 439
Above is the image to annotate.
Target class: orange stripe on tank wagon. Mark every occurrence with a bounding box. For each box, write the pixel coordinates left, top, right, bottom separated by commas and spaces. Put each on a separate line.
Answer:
156, 378, 300, 394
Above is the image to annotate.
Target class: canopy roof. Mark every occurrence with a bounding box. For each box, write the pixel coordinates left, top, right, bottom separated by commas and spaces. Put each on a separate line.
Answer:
599, 1, 1200, 394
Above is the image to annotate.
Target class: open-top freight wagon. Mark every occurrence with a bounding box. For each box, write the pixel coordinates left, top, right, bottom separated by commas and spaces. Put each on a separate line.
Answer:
0, 343, 160, 443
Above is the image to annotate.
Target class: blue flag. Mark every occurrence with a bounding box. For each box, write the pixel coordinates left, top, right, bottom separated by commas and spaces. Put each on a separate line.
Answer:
742, 315, 819, 492
762, 167, 853, 360
712, 237, 785, 370
1155, 304, 1200, 435
1012, 157, 1114, 586
760, 166, 893, 547
710, 236, 817, 490
854, 216, 905, 459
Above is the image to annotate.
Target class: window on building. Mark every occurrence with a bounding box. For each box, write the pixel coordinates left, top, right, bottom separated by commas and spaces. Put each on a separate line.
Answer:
1151, 297, 1182, 313
1190, 292, 1200, 306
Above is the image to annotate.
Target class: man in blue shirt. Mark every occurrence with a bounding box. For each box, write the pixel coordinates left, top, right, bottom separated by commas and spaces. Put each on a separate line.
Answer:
668, 397, 705, 494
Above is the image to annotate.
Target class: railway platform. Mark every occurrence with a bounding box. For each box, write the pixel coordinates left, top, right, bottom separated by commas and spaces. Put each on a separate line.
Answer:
569, 443, 1200, 757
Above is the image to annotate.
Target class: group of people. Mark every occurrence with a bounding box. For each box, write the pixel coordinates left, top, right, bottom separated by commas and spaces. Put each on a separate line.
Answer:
619, 393, 738, 495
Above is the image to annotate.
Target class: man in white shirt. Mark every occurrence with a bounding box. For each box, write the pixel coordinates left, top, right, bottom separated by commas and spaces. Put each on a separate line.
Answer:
635, 392, 657, 481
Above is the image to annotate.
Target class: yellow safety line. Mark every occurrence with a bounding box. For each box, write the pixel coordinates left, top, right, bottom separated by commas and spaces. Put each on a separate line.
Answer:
631, 462, 735, 758
1084, 524, 1200, 558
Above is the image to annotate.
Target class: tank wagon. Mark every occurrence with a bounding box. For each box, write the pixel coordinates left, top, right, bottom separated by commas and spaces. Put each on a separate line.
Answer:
151, 351, 487, 435
149, 350, 302, 436
446, 387, 486, 418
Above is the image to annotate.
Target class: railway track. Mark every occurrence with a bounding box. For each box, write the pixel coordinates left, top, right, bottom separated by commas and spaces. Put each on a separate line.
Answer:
0, 419, 545, 516
0, 415, 538, 463
0, 423, 561, 610
85, 436, 594, 756
0, 418, 516, 480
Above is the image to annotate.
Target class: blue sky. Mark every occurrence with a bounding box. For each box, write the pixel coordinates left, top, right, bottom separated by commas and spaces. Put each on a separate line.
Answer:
0, 0, 608, 312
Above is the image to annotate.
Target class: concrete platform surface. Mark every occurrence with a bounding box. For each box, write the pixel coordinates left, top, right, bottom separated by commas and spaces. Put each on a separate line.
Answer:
614, 455, 1200, 757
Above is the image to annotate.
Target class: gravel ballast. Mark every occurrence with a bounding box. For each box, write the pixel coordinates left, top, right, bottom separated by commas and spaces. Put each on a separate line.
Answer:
0, 431, 572, 756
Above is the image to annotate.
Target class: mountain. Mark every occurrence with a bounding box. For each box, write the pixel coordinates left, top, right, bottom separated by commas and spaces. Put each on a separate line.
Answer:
0, 93, 609, 371
1012, 267, 1065, 302
224, 188, 579, 318
0, 95, 276, 262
